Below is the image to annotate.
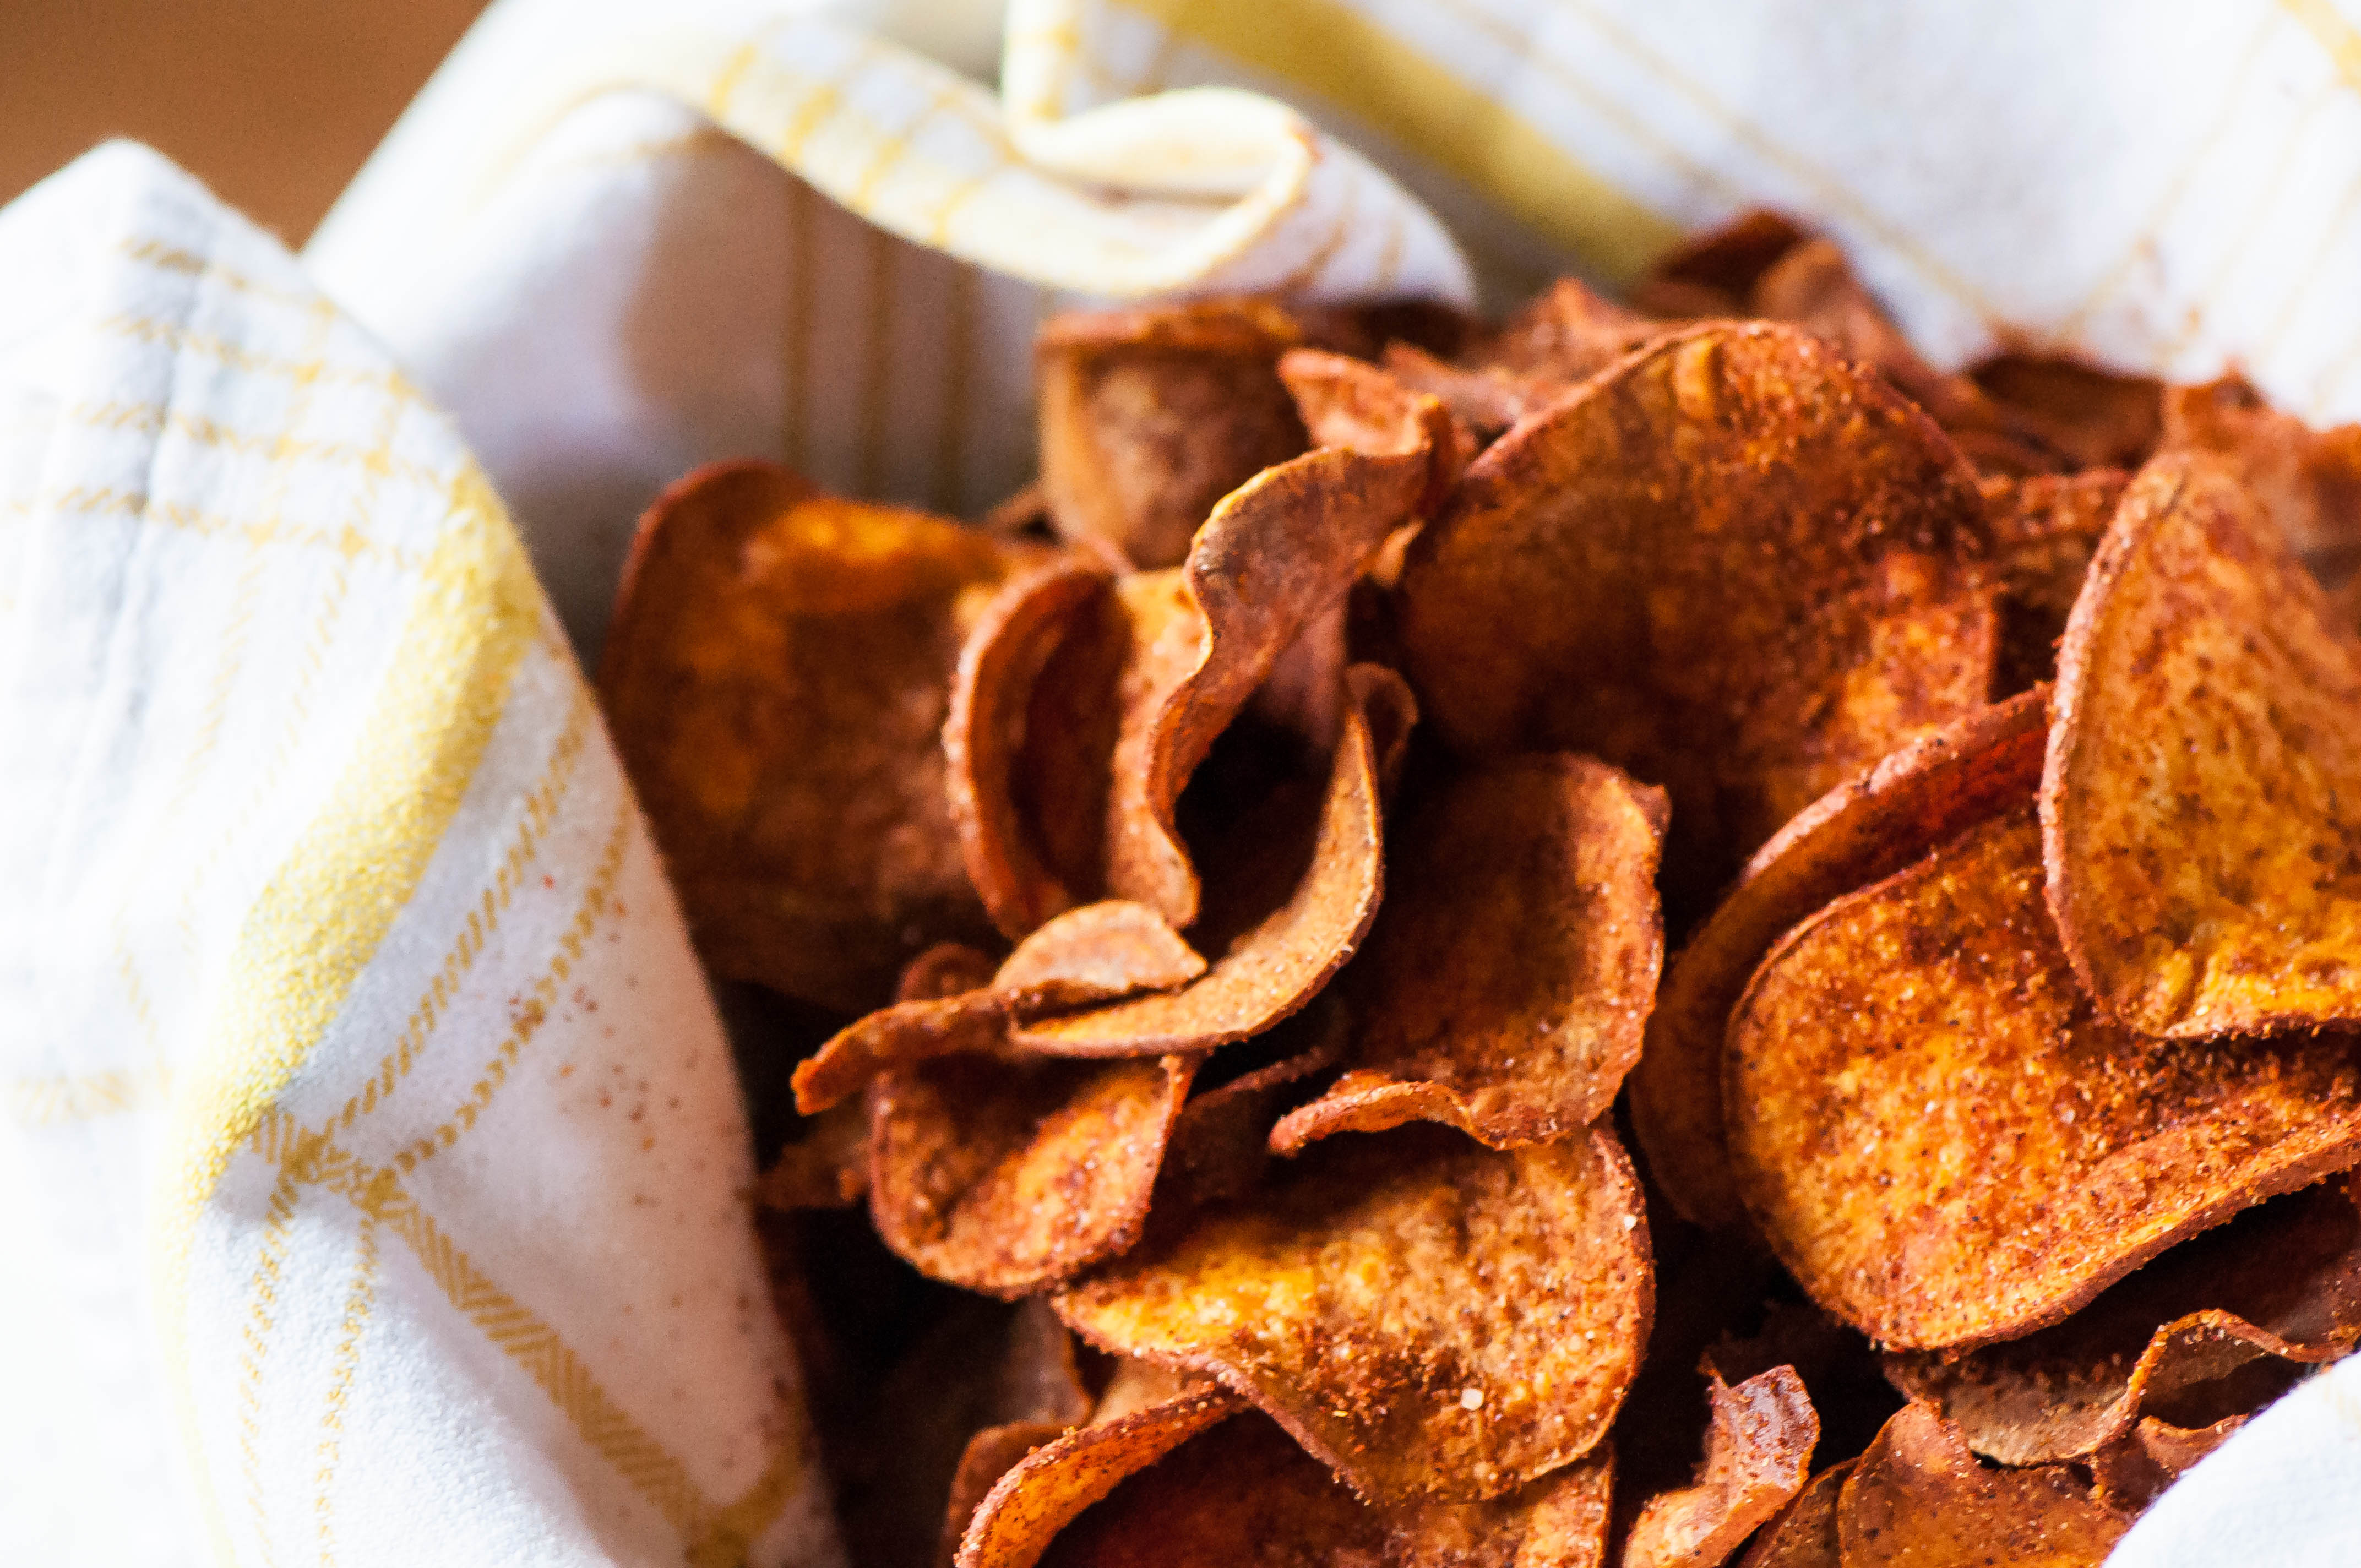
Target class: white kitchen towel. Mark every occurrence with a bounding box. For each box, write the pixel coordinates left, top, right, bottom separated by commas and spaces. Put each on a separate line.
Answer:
0, 145, 836, 1567
12, 0, 2361, 1563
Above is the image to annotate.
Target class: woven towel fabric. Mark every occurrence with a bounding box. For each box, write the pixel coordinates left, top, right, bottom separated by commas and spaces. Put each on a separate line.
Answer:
0, 145, 835, 1566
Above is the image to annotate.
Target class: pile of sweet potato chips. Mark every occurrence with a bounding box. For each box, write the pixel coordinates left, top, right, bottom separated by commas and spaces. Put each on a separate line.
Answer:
599, 211, 2361, 1567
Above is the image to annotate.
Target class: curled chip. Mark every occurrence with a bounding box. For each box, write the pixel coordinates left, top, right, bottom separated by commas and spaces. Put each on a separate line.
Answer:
2162, 374, 2361, 566
1885, 1177, 2361, 1464
1057, 1124, 1651, 1504
2044, 452, 2361, 1038
599, 460, 1036, 1011
868, 1053, 1198, 1297
1734, 1462, 1848, 1568
958, 1385, 1245, 1568
1013, 677, 1384, 1057
948, 560, 1119, 936
1016, 1408, 1613, 1568
1836, 1404, 2129, 1568
1037, 300, 1309, 570
945, 1423, 1069, 1568
1727, 803, 2361, 1351
2090, 1414, 2246, 1515
1272, 754, 1668, 1153
1623, 1366, 1818, 1568
1478, 276, 1665, 384
1380, 342, 1562, 442
1398, 322, 1997, 908
1628, 208, 1809, 319
1984, 469, 2126, 693
1969, 355, 2163, 473
793, 901, 1204, 1112
1277, 348, 1470, 511
1161, 998, 1347, 1210
1631, 689, 2049, 1229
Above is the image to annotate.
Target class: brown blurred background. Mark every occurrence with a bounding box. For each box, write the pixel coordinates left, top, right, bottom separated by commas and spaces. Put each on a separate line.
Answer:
0, 0, 491, 246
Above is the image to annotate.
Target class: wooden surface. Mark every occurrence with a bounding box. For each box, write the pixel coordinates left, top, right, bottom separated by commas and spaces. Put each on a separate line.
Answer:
0, 0, 490, 245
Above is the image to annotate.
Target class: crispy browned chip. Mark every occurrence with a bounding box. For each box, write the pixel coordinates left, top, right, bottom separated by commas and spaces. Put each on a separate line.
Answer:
949, 560, 1120, 936
1478, 277, 1667, 385
1012, 685, 1384, 1057
757, 1099, 873, 1210
1727, 803, 2361, 1351
1630, 689, 2049, 1229
1037, 300, 1310, 570
1161, 998, 1347, 1209
959, 1385, 1245, 1568
1629, 208, 1809, 319
1984, 469, 2126, 693
599, 460, 1040, 1011
1025, 1409, 1615, 1568
1885, 1177, 2361, 1464
1057, 1123, 1652, 1503
2163, 374, 2361, 565
1836, 1404, 2129, 1568
1381, 342, 1563, 440
1271, 754, 1667, 1153
902, 943, 1004, 1002
1969, 355, 2163, 473
1397, 322, 1997, 909
1351, 661, 1421, 802
869, 1053, 1199, 1296
945, 1423, 1069, 1568
1277, 348, 1470, 511
2089, 1413, 2245, 1515
1734, 1463, 1849, 1568
1623, 1367, 1818, 1568
796, 902, 1206, 1112
2043, 452, 2361, 1038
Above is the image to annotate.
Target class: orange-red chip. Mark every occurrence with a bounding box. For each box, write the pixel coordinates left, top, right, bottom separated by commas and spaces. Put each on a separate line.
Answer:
1057, 1124, 1651, 1504
2044, 452, 2361, 1038
1835, 1404, 2129, 1568
1630, 689, 2049, 1229
599, 460, 1038, 1010
949, 559, 1120, 937
1622, 1366, 1818, 1568
1277, 347, 1471, 510
958, 1385, 1246, 1568
1397, 322, 1998, 909
2161, 374, 2361, 565
1983, 469, 2126, 693
869, 1053, 1199, 1297
1734, 1463, 1848, 1568
1036, 301, 1310, 570
1022, 1408, 1614, 1568
1727, 803, 2361, 1351
1884, 1177, 2361, 1465
1012, 682, 1384, 1058
1272, 754, 1667, 1152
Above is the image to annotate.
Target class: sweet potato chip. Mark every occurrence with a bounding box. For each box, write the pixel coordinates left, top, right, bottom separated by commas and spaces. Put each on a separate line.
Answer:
2044, 452, 2361, 1038
1726, 803, 2361, 1351
1161, 998, 1347, 1209
2088, 1413, 2244, 1515
945, 1423, 1069, 1568
600, 460, 1037, 1010
1629, 209, 1809, 319
1057, 1123, 1651, 1503
1037, 301, 1310, 569
1985, 469, 2125, 693
958, 1385, 1245, 1568
949, 559, 1120, 936
1277, 347, 1470, 510
1623, 1367, 1818, 1568
1397, 322, 1998, 908
2162, 374, 2361, 566
1631, 689, 2049, 1229
1884, 1177, 2361, 1464
1836, 1404, 2129, 1568
758, 1099, 873, 1210
869, 1053, 1199, 1296
1026, 1409, 1615, 1568
1968, 355, 2162, 473
1012, 683, 1383, 1058
795, 902, 1205, 1112
1271, 754, 1667, 1152
1381, 342, 1562, 440
901, 943, 1004, 1002
1734, 1463, 1848, 1568
1481, 277, 1668, 384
